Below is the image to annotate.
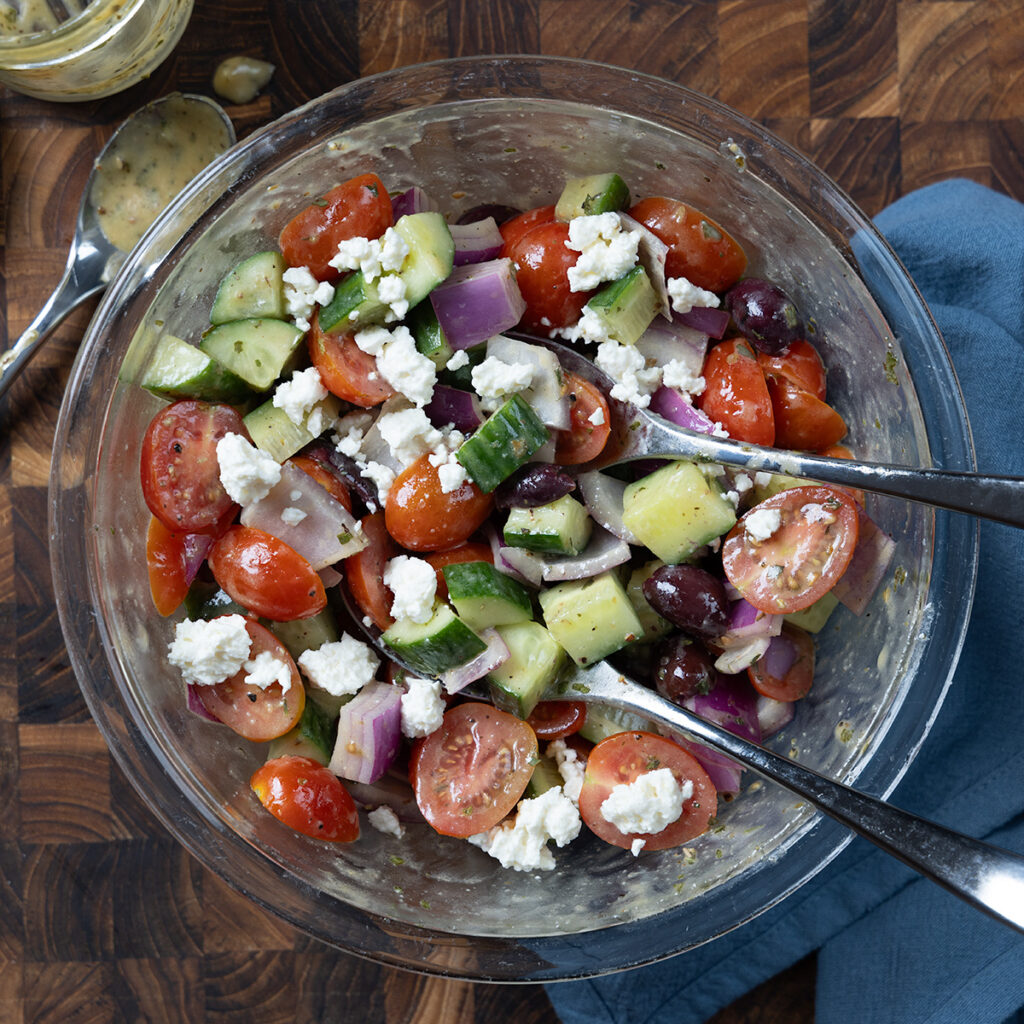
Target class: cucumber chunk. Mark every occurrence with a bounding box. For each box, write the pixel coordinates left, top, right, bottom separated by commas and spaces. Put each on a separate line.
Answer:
142, 334, 254, 405
525, 753, 565, 799
183, 581, 249, 621
407, 299, 454, 369
199, 318, 305, 391
267, 697, 337, 765
381, 604, 486, 676
622, 461, 737, 564
487, 620, 564, 719
455, 394, 550, 493
318, 271, 387, 332
442, 561, 534, 630
586, 265, 659, 346
784, 590, 839, 633
210, 251, 287, 324
503, 494, 593, 556
555, 173, 631, 220
539, 571, 643, 666
576, 703, 652, 744
243, 393, 341, 463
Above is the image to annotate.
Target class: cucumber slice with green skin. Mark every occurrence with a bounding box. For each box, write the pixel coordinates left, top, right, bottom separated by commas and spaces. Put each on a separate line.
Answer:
243, 393, 341, 463
318, 271, 387, 333
183, 581, 249, 621
455, 394, 550, 493
622, 461, 737, 564
587, 265, 659, 346
269, 608, 340, 663
142, 334, 254, 404
199, 318, 305, 391
626, 560, 674, 642
487, 620, 564, 719
538, 570, 643, 666
525, 753, 564, 799
407, 299, 454, 369
267, 696, 337, 765
441, 342, 486, 390
381, 604, 487, 676
576, 703, 651, 745
503, 494, 593, 556
555, 173, 631, 220
784, 590, 839, 633
210, 251, 287, 324
442, 561, 534, 630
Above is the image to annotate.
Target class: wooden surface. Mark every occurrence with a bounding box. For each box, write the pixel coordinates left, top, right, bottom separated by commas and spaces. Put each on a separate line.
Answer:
1, 1, 1021, 1021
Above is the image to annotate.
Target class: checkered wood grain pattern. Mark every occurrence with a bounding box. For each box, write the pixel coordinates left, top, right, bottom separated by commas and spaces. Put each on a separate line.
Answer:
0, 0, 1019, 1020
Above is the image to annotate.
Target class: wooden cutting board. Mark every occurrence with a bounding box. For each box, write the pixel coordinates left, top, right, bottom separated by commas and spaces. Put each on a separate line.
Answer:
1, 1, 1020, 1020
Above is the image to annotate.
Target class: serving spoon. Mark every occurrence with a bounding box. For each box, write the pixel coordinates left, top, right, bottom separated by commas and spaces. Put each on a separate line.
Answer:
513, 332, 1024, 528
0, 93, 235, 402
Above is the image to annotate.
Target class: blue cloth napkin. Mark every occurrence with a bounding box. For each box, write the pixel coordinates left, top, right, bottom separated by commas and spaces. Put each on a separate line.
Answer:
546, 179, 1024, 1024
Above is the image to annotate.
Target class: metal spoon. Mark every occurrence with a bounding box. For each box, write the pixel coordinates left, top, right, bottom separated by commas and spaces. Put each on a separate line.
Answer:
512, 332, 1024, 528
0, 93, 235, 401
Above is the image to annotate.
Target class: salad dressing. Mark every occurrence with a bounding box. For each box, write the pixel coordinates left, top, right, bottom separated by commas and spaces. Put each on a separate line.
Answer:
0, 0, 87, 38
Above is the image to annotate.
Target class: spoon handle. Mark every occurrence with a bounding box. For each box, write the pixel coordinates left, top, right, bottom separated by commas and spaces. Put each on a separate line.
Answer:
640, 416, 1024, 528
573, 662, 1024, 934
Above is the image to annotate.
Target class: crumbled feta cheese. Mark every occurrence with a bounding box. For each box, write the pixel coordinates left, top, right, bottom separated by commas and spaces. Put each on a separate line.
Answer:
400, 676, 445, 739
667, 275, 721, 315
333, 411, 374, 458
243, 650, 293, 693
353, 324, 391, 357
446, 349, 470, 371
594, 339, 662, 408
376, 407, 443, 467
630, 838, 646, 857
373, 325, 437, 406
599, 767, 690, 835
377, 272, 409, 322
280, 506, 307, 526
216, 432, 281, 505
732, 473, 753, 495
754, 471, 774, 489
361, 461, 395, 505
661, 358, 706, 397
297, 635, 379, 697
282, 266, 335, 332
744, 507, 783, 542
329, 236, 383, 280
588, 406, 605, 426
802, 502, 837, 525
565, 213, 641, 292
547, 739, 585, 804
379, 226, 410, 273
436, 455, 468, 494
273, 367, 329, 433
367, 805, 405, 838
384, 555, 437, 624
468, 787, 582, 871
471, 356, 535, 410
167, 614, 251, 686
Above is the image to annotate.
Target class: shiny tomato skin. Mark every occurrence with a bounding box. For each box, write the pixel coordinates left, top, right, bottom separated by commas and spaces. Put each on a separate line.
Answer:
279, 173, 393, 281
345, 511, 398, 630
748, 623, 815, 702
722, 485, 860, 615
386, 455, 494, 553
766, 373, 847, 452
425, 541, 495, 601
527, 700, 587, 741
288, 454, 353, 512
251, 756, 360, 842
141, 400, 245, 532
208, 525, 326, 621
146, 516, 191, 616
308, 314, 395, 408
507, 221, 592, 333
198, 620, 304, 741
499, 204, 557, 254
628, 196, 746, 293
578, 731, 717, 851
698, 337, 775, 446
555, 372, 611, 465
756, 338, 827, 400
409, 702, 538, 838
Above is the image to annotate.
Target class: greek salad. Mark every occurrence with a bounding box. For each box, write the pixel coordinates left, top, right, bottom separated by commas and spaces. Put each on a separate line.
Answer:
141, 171, 895, 872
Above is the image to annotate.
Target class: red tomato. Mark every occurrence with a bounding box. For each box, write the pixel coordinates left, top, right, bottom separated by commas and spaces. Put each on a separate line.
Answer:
146, 516, 191, 616
251, 756, 360, 842
748, 623, 815, 702
386, 455, 494, 553
498, 204, 557, 254
722, 485, 860, 614
425, 541, 494, 601
555, 372, 611, 465
308, 314, 395, 408
140, 400, 245, 532
345, 511, 398, 631
577, 731, 717, 851
198, 620, 304, 741
698, 337, 775, 446
409, 702, 538, 838
288, 454, 353, 512
278, 173, 393, 281
527, 700, 587, 741
628, 196, 746, 292
208, 525, 326, 621
507, 221, 592, 333
766, 373, 847, 452
757, 338, 827, 400
819, 444, 865, 507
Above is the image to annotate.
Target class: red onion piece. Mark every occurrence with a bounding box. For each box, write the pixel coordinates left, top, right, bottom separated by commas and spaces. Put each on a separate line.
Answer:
684, 673, 762, 745
425, 385, 484, 434
723, 599, 783, 642
391, 186, 438, 219
832, 508, 896, 615
676, 306, 731, 338
714, 636, 771, 674
318, 565, 343, 589
649, 386, 716, 434
450, 217, 504, 266
756, 694, 795, 738
187, 684, 221, 722
182, 533, 214, 586
760, 631, 799, 681
328, 681, 403, 784
540, 523, 632, 583
675, 736, 744, 798
345, 767, 425, 823
576, 470, 640, 544
441, 628, 510, 694
636, 319, 708, 374
487, 334, 570, 429
483, 524, 544, 586
429, 259, 526, 350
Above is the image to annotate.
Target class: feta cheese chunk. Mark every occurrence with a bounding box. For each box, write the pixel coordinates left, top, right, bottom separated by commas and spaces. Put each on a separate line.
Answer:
565, 212, 641, 292
282, 266, 335, 332
468, 787, 582, 871
384, 555, 437, 624
377, 406, 443, 467
446, 349, 470, 371
667, 275, 721, 315
630, 838, 647, 857
547, 739, 585, 804
661, 358, 706, 397
354, 324, 436, 406
367, 805, 405, 838
400, 677, 446, 739
297, 635, 379, 697
744, 507, 783, 542
273, 366, 329, 434
471, 355, 535, 410
599, 767, 691, 836
243, 650, 293, 693
168, 614, 251, 686
216, 432, 281, 506
594, 339, 662, 408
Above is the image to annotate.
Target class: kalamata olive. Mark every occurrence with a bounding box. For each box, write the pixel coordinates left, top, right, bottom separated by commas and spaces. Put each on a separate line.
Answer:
493, 463, 576, 509
456, 203, 521, 226
642, 564, 729, 639
725, 278, 805, 355
653, 635, 720, 704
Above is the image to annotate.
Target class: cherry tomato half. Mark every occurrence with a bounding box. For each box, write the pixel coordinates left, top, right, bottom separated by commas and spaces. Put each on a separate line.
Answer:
527, 700, 587, 741
577, 731, 717, 851
555, 372, 611, 465
498, 204, 557, 254
425, 541, 494, 601
344, 511, 398, 631
279, 173, 393, 281
308, 314, 395, 408
765, 373, 847, 452
251, 756, 359, 842
748, 623, 815, 702
756, 338, 827, 400
722, 485, 860, 615
146, 516, 207, 616
385, 455, 494, 553
198, 620, 304, 741
409, 702, 538, 838
698, 337, 775, 446
507, 221, 592, 333
140, 399, 245, 532
208, 525, 326, 621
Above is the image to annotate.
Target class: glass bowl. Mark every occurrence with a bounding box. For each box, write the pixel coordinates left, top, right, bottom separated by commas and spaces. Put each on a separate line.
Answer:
50, 56, 977, 981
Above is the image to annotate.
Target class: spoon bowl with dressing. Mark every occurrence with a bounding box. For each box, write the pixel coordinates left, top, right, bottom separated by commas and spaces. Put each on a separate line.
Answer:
0, 92, 234, 402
